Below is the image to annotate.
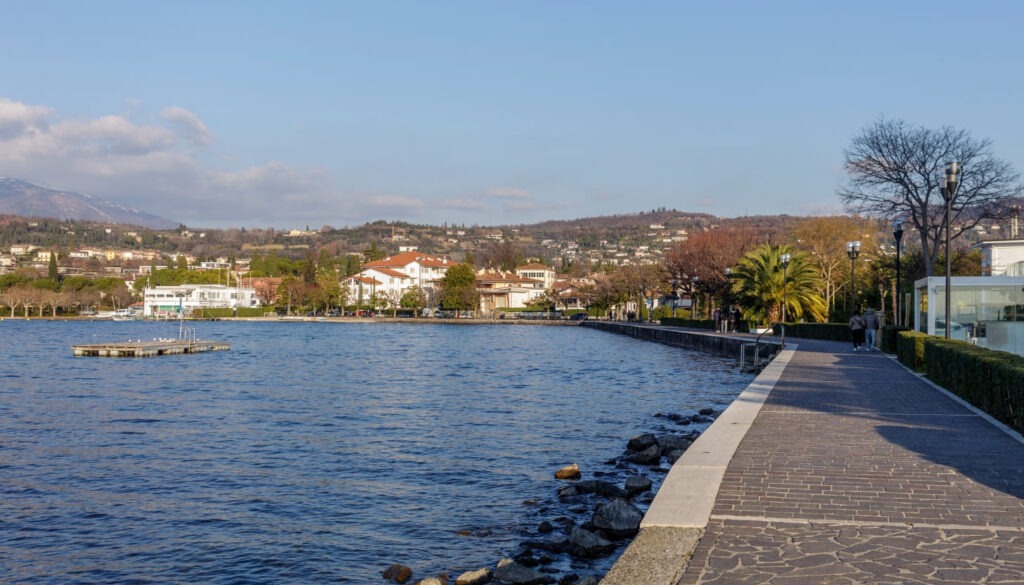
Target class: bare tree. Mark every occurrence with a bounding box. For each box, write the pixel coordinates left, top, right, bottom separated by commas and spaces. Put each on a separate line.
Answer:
839, 118, 1022, 276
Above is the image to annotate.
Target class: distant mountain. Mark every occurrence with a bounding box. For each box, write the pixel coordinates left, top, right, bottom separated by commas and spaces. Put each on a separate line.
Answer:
0, 178, 177, 229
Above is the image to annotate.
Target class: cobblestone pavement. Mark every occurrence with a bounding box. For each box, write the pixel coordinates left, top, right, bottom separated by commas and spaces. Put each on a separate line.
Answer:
677, 340, 1024, 584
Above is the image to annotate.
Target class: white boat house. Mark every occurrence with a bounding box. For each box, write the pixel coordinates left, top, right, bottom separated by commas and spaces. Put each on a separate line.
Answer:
143, 284, 260, 318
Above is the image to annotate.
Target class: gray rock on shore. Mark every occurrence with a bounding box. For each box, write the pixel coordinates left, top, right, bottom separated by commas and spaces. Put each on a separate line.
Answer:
493, 558, 553, 584
626, 433, 658, 451
568, 526, 615, 558
624, 444, 661, 465
624, 475, 652, 496
591, 498, 643, 539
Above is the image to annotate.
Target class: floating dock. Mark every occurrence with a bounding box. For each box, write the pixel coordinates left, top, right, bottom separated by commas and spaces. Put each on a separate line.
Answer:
72, 339, 230, 357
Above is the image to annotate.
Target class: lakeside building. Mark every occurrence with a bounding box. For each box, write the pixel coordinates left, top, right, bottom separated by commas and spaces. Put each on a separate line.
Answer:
475, 269, 546, 316
142, 284, 260, 318
342, 251, 457, 308
515, 263, 556, 289
915, 239, 1024, 356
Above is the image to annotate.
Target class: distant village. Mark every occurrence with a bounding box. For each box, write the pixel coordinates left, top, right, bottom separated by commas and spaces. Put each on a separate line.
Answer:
0, 211, 714, 319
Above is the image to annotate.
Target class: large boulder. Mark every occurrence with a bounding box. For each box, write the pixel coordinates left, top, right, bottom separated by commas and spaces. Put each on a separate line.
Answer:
591, 498, 643, 539
523, 535, 569, 554
493, 558, 553, 585
658, 435, 694, 457
455, 568, 492, 585
624, 475, 652, 496
554, 463, 581, 480
568, 527, 615, 559
624, 445, 661, 465
626, 433, 658, 451
574, 480, 626, 499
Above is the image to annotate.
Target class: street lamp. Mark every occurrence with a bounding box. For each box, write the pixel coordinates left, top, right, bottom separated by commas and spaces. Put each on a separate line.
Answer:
892, 220, 904, 327
941, 162, 961, 339
780, 252, 790, 349
780, 253, 791, 324
846, 241, 861, 312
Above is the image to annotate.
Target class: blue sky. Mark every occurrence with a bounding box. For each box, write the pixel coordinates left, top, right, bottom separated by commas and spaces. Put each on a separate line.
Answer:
1, 1, 1021, 229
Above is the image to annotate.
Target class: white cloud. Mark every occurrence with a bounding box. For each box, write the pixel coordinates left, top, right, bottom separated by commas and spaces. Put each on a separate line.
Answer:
489, 187, 531, 199
439, 197, 487, 211
160, 106, 212, 146
0, 98, 347, 227
0, 99, 51, 140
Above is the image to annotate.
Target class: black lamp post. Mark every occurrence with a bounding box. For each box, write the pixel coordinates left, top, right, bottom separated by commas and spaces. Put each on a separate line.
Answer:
780, 253, 791, 324
941, 162, 961, 339
846, 241, 861, 312
892, 219, 904, 327
780, 252, 790, 348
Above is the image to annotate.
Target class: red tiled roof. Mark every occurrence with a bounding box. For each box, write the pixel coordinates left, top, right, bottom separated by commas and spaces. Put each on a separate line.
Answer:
367, 267, 411, 279
364, 251, 454, 269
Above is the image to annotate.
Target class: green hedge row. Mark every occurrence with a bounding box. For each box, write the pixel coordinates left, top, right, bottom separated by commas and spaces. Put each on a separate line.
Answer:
920, 336, 1024, 433
895, 330, 929, 372
660, 317, 718, 330
194, 307, 268, 318
880, 325, 910, 354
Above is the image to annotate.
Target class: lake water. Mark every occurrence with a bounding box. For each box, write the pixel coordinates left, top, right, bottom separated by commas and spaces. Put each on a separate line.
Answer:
0, 320, 752, 583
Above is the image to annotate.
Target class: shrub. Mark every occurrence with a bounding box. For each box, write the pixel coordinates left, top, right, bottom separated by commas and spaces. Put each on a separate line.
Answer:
880, 325, 910, 354
924, 339, 1024, 434
660, 317, 716, 330
896, 331, 930, 372
194, 307, 266, 318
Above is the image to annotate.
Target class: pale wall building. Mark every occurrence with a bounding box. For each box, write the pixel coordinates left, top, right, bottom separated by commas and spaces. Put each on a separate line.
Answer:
143, 284, 260, 317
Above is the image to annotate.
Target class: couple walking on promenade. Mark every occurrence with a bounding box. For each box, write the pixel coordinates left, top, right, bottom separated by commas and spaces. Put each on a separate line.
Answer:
605, 333, 1024, 584
849, 308, 880, 351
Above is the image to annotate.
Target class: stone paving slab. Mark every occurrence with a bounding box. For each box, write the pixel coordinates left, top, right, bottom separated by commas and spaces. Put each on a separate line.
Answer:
675, 338, 1024, 584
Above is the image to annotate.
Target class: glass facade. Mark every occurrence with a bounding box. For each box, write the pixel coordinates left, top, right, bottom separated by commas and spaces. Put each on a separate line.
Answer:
915, 277, 1024, 355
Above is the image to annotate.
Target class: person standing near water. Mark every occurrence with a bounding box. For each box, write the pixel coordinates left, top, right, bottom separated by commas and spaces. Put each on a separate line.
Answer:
863, 308, 880, 351
849, 310, 866, 352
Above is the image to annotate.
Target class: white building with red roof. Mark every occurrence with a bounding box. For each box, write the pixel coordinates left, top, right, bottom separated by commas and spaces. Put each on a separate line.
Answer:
342, 251, 456, 308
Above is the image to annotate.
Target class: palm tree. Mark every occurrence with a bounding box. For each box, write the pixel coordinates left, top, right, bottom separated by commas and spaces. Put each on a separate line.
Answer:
732, 244, 828, 326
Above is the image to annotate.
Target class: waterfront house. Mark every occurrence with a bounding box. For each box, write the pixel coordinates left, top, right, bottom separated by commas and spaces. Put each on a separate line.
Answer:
343, 251, 456, 308
143, 284, 260, 318
515, 263, 556, 289
475, 269, 546, 315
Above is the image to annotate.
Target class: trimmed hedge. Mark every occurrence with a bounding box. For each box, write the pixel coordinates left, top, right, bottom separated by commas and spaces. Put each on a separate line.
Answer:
660, 317, 718, 331
896, 330, 929, 372
924, 338, 1024, 434
880, 325, 910, 354
194, 307, 267, 318
770, 323, 851, 341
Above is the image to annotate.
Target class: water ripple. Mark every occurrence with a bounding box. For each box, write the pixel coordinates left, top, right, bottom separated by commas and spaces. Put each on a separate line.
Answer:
0, 320, 751, 583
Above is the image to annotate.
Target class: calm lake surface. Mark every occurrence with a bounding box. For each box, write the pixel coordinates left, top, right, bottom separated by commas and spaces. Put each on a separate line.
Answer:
0, 320, 752, 583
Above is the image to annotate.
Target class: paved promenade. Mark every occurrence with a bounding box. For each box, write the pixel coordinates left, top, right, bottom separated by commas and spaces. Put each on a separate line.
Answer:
607, 334, 1024, 584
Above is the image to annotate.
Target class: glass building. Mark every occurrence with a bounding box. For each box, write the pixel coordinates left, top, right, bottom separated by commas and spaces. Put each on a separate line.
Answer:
914, 276, 1024, 356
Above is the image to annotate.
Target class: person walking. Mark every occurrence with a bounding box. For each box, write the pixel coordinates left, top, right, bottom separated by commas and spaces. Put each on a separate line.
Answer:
849, 310, 866, 352
713, 307, 722, 333
863, 308, 880, 351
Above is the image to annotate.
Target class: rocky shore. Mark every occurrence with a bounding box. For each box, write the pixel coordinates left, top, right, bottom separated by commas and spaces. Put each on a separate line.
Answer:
381, 408, 719, 585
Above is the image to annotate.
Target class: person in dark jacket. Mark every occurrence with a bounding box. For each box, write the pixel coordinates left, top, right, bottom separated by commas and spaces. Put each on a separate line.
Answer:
863, 308, 880, 351
849, 310, 866, 352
